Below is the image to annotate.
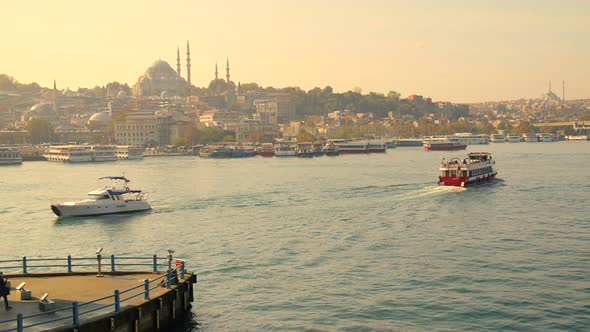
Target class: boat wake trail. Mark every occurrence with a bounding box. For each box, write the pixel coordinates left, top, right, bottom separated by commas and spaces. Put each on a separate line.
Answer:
389, 185, 466, 201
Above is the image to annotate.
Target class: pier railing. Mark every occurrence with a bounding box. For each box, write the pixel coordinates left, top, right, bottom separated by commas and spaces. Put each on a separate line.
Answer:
0, 254, 174, 274
0, 253, 188, 332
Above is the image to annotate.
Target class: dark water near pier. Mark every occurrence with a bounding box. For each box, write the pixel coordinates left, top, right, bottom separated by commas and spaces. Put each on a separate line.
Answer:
1, 142, 589, 331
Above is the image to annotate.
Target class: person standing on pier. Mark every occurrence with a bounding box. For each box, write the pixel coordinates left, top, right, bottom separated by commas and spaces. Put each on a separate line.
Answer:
0, 272, 11, 310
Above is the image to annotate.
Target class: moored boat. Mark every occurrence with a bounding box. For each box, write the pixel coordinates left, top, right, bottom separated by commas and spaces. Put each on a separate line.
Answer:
522, 133, 539, 142
490, 134, 505, 143
274, 143, 297, 157
438, 152, 498, 187
116, 145, 144, 160
423, 138, 467, 151
43, 145, 94, 162
452, 133, 489, 145
332, 141, 367, 154
322, 142, 340, 156
395, 138, 423, 147
0, 146, 22, 165
506, 135, 521, 143
91, 145, 117, 162
231, 147, 257, 158
566, 135, 589, 141
258, 143, 275, 157
50, 176, 151, 217
538, 133, 557, 142
366, 141, 386, 153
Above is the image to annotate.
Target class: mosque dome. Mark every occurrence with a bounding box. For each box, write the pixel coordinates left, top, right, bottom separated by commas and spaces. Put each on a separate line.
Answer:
87, 112, 112, 127
30, 103, 54, 112
132, 59, 186, 97
116, 90, 128, 99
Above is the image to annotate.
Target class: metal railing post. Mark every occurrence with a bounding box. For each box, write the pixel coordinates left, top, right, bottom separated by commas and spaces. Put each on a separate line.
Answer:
97, 253, 103, 277
152, 255, 158, 272
22, 256, 27, 274
181, 261, 185, 280
17, 313, 23, 332
110, 254, 116, 272
167, 251, 173, 271
144, 279, 150, 300
67, 255, 72, 273
166, 270, 171, 289
114, 290, 120, 312
72, 301, 79, 326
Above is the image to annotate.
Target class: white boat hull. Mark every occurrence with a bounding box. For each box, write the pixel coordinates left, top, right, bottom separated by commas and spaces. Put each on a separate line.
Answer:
51, 200, 151, 217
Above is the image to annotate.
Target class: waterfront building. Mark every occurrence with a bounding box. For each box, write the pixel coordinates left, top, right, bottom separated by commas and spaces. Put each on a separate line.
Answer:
0, 130, 28, 145
114, 112, 161, 146
199, 110, 242, 127
228, 119, 280, 142
253, 100, 278, 124
114, 111, 190, 146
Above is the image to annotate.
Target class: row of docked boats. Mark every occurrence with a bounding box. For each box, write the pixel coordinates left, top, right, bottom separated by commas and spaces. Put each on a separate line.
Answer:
198, 140, 391, 158
422, 132, 572, 151
489, 133, 559, 142
42, 145, 144, 162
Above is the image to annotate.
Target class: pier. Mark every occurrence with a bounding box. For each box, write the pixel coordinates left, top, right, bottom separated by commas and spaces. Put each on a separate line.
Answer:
0, 252, 196, 332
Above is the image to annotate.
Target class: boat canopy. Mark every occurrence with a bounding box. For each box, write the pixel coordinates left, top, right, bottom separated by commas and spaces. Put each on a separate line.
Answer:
107, 189, 142, 195
99, 176, 129, 181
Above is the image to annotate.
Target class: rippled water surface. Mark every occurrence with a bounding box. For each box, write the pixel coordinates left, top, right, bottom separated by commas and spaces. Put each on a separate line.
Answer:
1, 142, 589, 331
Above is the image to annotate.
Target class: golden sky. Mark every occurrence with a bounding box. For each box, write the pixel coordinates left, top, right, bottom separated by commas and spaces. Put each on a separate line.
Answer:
1, 0, 589, 102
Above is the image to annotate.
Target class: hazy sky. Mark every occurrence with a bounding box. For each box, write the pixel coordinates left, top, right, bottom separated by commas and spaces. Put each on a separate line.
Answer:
2, 0, 589, 102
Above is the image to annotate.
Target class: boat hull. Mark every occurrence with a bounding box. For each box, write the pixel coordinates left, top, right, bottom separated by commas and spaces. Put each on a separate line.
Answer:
259, 151, 274, 157
438, 174, 497, 187
424, 144, 467, 151
51, 201, 152, 217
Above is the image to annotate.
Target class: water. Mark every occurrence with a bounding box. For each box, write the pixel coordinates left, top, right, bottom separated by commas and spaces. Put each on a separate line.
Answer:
0, 142, 589, 331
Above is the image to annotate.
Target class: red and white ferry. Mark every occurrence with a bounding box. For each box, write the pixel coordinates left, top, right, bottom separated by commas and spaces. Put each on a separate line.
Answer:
438, 152, 498, 187
423, 138, 467, 151
258, 143, 274, 157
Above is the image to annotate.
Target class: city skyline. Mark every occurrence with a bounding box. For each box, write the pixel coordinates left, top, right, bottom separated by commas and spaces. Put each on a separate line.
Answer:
1, 0, 589, 103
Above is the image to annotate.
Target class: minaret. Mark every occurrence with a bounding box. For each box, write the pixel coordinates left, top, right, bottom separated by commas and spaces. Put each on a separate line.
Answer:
549, 80, 552, 92
215, 62, 219, 81
562, 80, 565, 102
186, 41, 192, 98
53, 80, 58, 114
226, 57, 230, 84
176, 46, 181, 77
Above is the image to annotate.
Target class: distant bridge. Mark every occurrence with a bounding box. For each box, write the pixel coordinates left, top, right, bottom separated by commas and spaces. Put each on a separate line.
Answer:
533, 121, 590, 130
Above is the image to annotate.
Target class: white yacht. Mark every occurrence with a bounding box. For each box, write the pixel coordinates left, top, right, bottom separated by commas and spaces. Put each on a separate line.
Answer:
43, 145, 94, 162
0, 146, 22, 165
50, 176, 151, 217
116, 145, 144, 160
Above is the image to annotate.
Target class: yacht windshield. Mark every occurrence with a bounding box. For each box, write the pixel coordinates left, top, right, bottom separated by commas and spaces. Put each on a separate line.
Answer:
88, 194, 109, 200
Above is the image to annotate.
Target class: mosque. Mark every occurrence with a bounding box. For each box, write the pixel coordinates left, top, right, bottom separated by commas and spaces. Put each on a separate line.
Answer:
132, 41, 234, 99
132, 42, 195, 97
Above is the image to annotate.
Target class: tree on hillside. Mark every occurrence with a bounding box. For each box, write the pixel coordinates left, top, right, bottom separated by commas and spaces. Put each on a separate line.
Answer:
26, 118, 54, 144
296, 129, 317, 142
0, 74, 18, 90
